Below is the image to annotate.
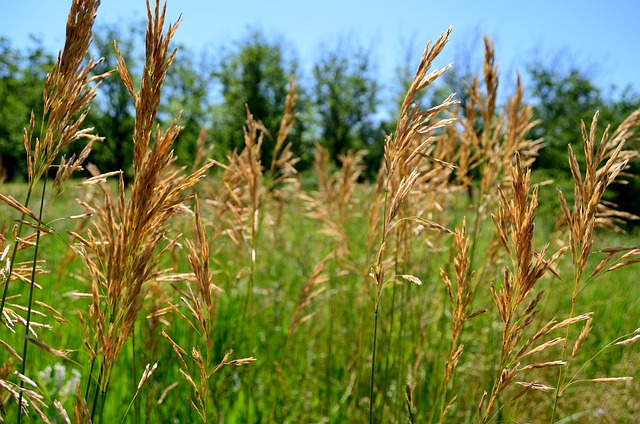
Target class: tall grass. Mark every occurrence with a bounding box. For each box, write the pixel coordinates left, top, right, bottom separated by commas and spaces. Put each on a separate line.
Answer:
0, 0, 639, 423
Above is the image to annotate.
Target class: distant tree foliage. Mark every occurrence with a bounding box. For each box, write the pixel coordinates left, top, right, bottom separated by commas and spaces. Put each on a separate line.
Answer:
312, 43, 380, 167
529, 66, 606, 172
0, 37, 53, 180
162, 45, 216, 169
212, 30, 309, 166
0, 27, 639, 219
527, 64, 640, 215
84, 23, 141, 180
86, 22, 215, 178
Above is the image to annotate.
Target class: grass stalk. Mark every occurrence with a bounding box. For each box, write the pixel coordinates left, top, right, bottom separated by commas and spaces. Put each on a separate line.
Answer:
132, 328, 139, 424
550, 267, 580, 422
0, 188, 33, 319
369, 301, 380, 424
326, 258, 336, 416
369, 27, 455, 422
16, 172, 48, 423
246, 221, 257, 424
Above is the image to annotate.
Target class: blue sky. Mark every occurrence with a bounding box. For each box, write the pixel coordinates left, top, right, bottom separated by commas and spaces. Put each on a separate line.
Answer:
1, 0, 639, 103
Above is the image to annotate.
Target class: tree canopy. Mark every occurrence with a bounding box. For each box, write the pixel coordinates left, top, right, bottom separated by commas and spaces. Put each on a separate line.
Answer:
0, 27, 638, 216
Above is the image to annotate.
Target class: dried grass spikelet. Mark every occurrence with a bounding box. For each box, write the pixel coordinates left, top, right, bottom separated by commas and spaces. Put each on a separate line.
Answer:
474, 37, 543, 195
0, 373, 51, 423
70, 0, 213, 412
550, 109, 640, 416
209, 77, 300, 254
367, 26, 456, 422
54, 399, 72, 424
168, 196, 223, 353
0, 0, 108, 341
571, 316, 593, 358
373, 26, 457, 292
0, 0, 111, 396
558, 109, 640, 283
163, 326, 255, 420
492, 154, 567, 309
28, 0, 109, 190
164, 195, 253, 421
558, 109, 640, 279
410, 119, 459, 231
552, 327, 639, 404
437, 217, 485, 421
385, 30, 457, 186
116, 361, 159, 422
191, 127, 213, 173
288, 253, 333, 337
377, 27, 457, 244
482, 153, 567, 422
449, 37, 545, 296
502, 75, 544, 172
514, 381, 555, 393
302, 145, 366, 263
269, 77, 300, 185
264, 78, 302, 243
458, 36, 502, 200
206, 106, 266, 251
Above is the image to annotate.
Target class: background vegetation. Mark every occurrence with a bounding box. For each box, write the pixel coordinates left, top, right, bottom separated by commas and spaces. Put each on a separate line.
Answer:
2, 15, 639, 209
0, 1, 638, 423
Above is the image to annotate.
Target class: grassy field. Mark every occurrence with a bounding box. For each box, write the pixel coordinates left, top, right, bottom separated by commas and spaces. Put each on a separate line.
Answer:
1, 1, 639, 423
1, 170, 639, 423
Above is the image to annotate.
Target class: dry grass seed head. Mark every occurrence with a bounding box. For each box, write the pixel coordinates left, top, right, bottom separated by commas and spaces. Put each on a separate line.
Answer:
303, 147, 366, 262
28, 0, 108, 186
269, 77, 300, 181
484, 154, 568, 421
184, 196, 219, 337
386, 26, 457, 183
558, 108, 640, 282
288, 253, 332, 337
70, 0, 216, 390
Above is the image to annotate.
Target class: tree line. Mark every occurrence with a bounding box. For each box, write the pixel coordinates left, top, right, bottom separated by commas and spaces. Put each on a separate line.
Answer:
1, 23, 384, 181
1, 22, 639, 213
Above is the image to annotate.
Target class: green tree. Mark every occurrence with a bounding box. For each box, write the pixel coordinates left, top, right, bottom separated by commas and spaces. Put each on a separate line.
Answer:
528, 66, 604, 173
602, 88, 640, 217
527, 63, 640, 217
312, 42, 380, 169
0, 37, 54, 180
162, 47, 215, 168
84, 22, 141, 179
87, 22, 216, 176
213, 30, 308, 166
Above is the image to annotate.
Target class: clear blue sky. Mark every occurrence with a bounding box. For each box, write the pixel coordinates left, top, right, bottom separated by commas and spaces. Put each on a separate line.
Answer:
1, 0, 639, 103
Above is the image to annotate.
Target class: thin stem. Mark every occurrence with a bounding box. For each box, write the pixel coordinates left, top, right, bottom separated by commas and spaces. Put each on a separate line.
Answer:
99, 381, 110, 424
90, 361, 104, 422
121, 366, 146, 424
406, 382, 415, 424
203, 361, 209, 424
384, 235, 400, 384
132, 329, 139, 424
551, 268, 580, 422
353, 295, 367, 414
0, 187, 33, 318
16, 175, 47, 424
326, 255, 336, 417
85, 355, 97, 401
369, 302, 380, 424
482, 305, 515, 423
467, 204, 484, 277
246, 207, 259, 424
436, 375, 448, 423
368, 170, 391, 423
